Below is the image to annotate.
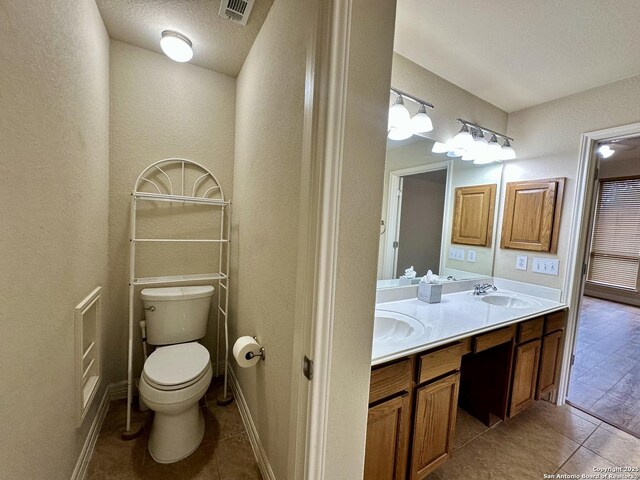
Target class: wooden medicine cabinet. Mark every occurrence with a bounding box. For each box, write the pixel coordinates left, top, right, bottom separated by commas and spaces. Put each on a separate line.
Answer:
451, 184, 497, 247
500, 177, 565, 253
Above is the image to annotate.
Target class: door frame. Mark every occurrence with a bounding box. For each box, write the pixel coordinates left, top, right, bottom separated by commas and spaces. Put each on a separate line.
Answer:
559, 121, 640, 404
381, 160, 452, 279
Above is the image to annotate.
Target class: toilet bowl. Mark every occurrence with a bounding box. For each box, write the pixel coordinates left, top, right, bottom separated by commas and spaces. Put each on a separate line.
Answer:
139, 341, 212, 463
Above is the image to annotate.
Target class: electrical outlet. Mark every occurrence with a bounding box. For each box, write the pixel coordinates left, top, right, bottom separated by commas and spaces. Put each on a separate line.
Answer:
467, 250, 476, 263
532, 257, 559, 275
516, 255, 528, 271
449, 247, 465, 261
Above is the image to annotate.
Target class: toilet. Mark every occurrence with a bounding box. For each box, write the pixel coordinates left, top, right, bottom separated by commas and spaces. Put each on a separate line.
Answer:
138, 285, 215, 464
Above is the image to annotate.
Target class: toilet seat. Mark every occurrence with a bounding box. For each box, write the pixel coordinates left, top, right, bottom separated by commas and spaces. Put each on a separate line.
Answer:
143, 342, 210, 391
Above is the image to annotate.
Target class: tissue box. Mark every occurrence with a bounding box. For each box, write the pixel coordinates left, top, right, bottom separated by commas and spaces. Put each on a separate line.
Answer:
418, 283, 442, 304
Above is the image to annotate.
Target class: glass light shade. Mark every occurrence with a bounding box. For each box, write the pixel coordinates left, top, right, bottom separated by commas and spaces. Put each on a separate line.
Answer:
472, 132, 489, 157
410, 105, 433, 133
461, 151, 475, 161
487, 135, 503, 156
447, 150, 462, 157
452, 125, 474, 149
388, 96, 411, 130
473, 157, 495, 165
501, 140, 517, 160
431, 141, 449, 153
160, 31, 193, 62
388, 127, 412, 141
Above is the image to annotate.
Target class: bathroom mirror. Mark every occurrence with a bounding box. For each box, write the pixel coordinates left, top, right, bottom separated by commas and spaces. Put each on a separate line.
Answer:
377, 135, 503, 288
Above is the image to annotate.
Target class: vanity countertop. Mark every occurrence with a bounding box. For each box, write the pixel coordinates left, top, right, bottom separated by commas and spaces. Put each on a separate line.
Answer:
372, 289, 566, 366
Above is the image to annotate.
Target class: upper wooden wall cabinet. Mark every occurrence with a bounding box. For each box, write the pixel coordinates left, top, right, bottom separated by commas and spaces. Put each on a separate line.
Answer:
500, 178, 565, 253
452, 184, 497, 247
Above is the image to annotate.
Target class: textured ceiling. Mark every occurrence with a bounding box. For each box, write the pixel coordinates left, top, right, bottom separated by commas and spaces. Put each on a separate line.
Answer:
96, 0, 273, 77
395, 0, 640, 112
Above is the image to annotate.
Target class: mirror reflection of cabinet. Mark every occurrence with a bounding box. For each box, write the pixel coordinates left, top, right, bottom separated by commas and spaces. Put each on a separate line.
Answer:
500, 178, 565, 253
451, 184, 497, 247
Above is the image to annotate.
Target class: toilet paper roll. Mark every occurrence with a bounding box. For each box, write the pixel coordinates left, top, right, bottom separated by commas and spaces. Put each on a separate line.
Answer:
233, 336, 262, 368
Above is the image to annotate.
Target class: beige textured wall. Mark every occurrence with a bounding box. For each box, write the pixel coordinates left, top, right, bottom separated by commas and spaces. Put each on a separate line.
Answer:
230, 0, 305, 477
107, 40, 236, 383
0, 0, 110, 478
497, 74, 640, 291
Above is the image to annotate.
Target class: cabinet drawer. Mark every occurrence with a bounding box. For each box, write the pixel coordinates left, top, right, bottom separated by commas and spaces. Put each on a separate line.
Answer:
517, 317, 544, 344
370, 359, 412, 404
545, 310, 566, 334
474, 325, 515, 353
418, 343, 463, 384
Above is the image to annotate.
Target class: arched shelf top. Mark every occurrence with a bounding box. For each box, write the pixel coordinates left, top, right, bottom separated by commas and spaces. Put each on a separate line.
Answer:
132, 158, 228, 205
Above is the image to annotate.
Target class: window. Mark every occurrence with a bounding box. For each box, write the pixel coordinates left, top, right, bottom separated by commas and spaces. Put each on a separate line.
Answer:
587, 176, 640, 290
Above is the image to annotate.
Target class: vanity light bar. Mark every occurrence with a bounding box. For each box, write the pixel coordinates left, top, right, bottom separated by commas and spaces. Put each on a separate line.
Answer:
391, 88, 434, 109
457, 118, 513, 142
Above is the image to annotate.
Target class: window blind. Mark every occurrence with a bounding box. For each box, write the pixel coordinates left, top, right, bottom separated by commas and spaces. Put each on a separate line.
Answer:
587, 176, 640, 290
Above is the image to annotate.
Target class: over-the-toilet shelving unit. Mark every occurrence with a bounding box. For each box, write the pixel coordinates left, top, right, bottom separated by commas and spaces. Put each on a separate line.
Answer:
125, 158, 231, 434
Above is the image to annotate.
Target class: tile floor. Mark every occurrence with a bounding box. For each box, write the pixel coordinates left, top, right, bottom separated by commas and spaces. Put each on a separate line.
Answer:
428, 401, 640, 479
86, 378, 262, 480
567, 296, 640, 436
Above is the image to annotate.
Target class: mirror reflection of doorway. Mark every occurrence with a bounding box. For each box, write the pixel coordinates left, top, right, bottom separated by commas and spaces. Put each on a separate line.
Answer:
394, 169, 448, 277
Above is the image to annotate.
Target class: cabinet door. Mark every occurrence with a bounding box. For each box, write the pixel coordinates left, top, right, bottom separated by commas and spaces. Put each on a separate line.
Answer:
364, 394, 410, 480
410, 373, 460, 479
452, 184, 497, 247
509, 339, 541, 417
500, 178, 565, 253
537, 330, 564, 399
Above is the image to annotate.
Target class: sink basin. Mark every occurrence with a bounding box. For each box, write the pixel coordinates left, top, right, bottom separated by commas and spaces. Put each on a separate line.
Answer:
374, 310, 425, 344
481, 294, 541, 309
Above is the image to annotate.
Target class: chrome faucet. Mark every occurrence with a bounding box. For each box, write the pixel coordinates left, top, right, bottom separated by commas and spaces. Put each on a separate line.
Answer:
473, 283, 497, 295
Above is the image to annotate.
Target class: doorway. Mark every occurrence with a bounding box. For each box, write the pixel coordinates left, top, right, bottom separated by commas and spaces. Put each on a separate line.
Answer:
394, 169, 448, 277
566, 136, 640, 438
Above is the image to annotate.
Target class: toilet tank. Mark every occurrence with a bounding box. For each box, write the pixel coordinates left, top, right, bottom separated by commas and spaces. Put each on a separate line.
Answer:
141, 286, 214, 345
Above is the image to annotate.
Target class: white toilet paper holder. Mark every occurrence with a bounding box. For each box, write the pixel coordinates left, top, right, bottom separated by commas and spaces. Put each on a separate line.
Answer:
245, 337, 265, 361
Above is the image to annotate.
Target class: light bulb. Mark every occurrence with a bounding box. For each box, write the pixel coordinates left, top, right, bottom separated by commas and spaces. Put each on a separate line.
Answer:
410, 105, 433, 133
388, 96, 410, 130
388, 127, 412, 141
501, 139, 517, 160
452, 125, 474, 149
160, 30, 193, 62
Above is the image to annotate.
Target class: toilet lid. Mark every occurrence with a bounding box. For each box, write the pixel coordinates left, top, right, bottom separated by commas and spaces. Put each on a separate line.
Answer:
144, 342, 210, 387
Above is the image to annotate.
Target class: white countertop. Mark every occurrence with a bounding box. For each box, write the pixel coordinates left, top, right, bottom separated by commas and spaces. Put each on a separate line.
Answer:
372, 289, 566, 366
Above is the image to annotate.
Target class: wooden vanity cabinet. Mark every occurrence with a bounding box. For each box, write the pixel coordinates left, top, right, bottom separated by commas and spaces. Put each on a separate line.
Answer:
509, 339, 541, 416
537, 311, 567, 400
365, 359, 413, 480
410, 373, 460, 479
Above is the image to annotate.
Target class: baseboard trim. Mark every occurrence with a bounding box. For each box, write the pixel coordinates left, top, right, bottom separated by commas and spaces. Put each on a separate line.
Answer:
70, 382, 111, 480
228, 367, 276, 480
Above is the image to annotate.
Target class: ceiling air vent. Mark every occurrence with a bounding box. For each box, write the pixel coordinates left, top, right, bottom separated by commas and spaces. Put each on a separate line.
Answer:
218, 0, 255, 26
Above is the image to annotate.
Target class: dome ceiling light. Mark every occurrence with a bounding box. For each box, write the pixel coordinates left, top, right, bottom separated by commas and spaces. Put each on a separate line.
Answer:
160, 30, 193, 63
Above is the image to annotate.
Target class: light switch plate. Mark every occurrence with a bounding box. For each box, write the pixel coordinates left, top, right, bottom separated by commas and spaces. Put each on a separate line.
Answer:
532, 257, 559, 275
516, 255, 528, 271
449, 247, 465, 261
467, 250, 476, 263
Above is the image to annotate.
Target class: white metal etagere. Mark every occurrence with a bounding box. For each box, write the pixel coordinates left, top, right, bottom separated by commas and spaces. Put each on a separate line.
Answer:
125, 158, 232, 434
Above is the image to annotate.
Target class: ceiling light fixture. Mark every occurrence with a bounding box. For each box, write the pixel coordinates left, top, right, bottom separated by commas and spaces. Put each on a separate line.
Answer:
598, 144, 615, 159
160, 30, 193, 63
433, 119, 516, 165
388, 89, 435, 140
